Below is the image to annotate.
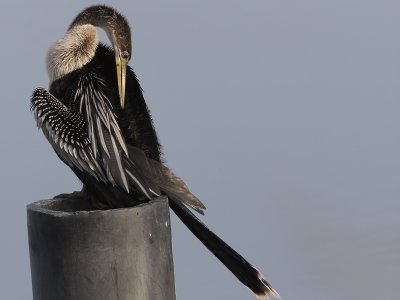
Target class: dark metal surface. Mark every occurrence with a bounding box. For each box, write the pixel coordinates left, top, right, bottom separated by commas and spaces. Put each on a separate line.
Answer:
27, 196, 175, 300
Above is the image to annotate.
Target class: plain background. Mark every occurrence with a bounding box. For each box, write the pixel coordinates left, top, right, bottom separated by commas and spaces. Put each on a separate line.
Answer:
1, 1, 399, 299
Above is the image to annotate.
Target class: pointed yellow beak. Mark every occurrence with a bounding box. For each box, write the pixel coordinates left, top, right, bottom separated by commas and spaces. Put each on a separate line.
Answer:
116, 55, 127, 108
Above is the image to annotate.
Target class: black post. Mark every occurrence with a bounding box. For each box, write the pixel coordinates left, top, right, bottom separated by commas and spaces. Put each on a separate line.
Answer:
27, 196, 175, 300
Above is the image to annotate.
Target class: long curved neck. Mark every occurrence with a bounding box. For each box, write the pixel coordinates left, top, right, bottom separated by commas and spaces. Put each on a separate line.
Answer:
69, 5, 131, 59
47, 5, 131, 83
47, 24, 98, 82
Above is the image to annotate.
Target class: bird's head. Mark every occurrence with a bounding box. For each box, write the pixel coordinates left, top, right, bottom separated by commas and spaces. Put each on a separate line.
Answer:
70, 5, 132, 108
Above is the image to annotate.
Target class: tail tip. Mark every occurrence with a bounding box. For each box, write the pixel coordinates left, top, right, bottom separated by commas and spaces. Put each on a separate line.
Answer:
254, 272, 280, 300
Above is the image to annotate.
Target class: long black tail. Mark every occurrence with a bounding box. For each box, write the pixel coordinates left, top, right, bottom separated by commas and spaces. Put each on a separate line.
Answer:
168, 197, 279, 299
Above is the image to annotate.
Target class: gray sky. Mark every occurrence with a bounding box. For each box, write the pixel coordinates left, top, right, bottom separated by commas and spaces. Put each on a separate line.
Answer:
1, 1, 400, 299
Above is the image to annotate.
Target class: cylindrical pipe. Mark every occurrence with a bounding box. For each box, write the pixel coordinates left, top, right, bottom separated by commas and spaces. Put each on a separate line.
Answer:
27, 196, 175, 300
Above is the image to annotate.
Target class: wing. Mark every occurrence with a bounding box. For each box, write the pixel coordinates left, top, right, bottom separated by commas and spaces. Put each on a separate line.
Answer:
31, 87, 107, 182
75, 74, 152, 198
31, 87, 152, 199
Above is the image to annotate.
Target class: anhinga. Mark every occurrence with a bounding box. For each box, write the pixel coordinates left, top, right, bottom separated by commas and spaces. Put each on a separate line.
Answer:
31, 5, 279, 299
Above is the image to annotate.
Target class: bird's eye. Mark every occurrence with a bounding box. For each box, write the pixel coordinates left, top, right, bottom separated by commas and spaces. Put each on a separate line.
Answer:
121, 51, 129, 61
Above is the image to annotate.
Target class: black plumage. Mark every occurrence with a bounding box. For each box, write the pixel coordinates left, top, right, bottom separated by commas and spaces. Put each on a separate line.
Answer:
31, 5, 279, 299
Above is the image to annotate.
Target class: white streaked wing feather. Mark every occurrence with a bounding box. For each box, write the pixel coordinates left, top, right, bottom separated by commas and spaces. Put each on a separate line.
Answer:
96, 116, 110, 158
109, 134, 129, 192
110, 120, 128, 156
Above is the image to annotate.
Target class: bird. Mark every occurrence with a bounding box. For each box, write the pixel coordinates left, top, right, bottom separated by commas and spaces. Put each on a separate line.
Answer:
31, 5, 279, 299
